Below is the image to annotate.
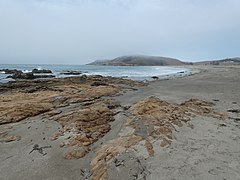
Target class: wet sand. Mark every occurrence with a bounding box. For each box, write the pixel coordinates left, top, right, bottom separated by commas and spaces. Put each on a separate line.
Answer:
0, 66, 240, 180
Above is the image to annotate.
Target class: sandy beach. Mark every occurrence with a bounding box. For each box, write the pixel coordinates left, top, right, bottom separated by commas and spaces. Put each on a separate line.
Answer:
0, 65, 240, 180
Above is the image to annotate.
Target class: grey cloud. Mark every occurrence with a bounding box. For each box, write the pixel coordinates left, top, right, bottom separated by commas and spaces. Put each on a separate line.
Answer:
0, 0, 239, 64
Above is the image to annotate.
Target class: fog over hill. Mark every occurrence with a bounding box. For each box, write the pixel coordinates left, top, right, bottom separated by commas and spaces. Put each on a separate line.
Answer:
88, 55, 186, 66
89, 55, 240, 66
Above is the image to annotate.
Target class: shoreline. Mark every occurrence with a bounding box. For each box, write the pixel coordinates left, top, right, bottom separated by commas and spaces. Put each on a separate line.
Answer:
0, 65, 190, 83
0, 65, 240, 180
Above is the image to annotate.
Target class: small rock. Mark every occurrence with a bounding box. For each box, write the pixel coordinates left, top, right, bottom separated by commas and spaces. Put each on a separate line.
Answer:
219, 124, 226, 127
114, 159, 125, 167
4, 135, 21, 142
60, 71, 82, 75
151, 76, 159, 80
227, 109, 240, 113
59, 142, 65, 148
64, 147, 89, 159
91, 81, 108, 86
0, 69, 20, 74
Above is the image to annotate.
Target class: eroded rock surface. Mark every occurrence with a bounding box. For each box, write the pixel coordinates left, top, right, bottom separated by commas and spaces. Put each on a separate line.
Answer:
0, 75, 227, 180
0, 76, 141, 122
0, 75, 143, 151
90, 96, 225, 180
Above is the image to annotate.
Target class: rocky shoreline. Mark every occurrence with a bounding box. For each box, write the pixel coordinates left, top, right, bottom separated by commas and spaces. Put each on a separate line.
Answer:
0, 68, 85, 80
0, 66, 240, 180
0, 68, 55, 80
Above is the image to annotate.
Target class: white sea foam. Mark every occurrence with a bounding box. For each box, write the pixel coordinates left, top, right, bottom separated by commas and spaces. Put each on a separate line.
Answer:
84, 66, 188, 80
22, 70, 32, 73
0, 64, 191, 83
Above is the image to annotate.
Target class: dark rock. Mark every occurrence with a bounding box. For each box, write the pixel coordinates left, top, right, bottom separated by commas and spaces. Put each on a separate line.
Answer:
78, 75, 87, 83
34, 75, 55, 79
8, 72, 35, 79
32, 69, 52, 74
227, 109, 240, 113
114, 159, 125, 167
151, 76, 159, 80
7, 72, 55, 80
107, 102, 121, 109
91, 81, 108, 86
60, 71, 82, 75
234, 118, 240, 122
123, 106, 130, 111
93, 75, 103, 78
0, 69, 22, 74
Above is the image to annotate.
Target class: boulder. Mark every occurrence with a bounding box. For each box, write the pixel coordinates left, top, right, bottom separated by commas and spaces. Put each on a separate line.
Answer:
151, 76, 159, 80
0, 69, 21, 74
60, 71, 82, 75
8, 72, 35, 79
32, 69, 52, 73
7, 72, 55, 79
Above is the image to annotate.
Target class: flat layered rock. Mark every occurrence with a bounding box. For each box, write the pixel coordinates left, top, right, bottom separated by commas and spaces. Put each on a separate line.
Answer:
90, 96, 225, 179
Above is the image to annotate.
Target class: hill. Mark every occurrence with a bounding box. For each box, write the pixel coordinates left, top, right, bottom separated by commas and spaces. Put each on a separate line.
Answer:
88, 55, 185, 66
195, 57, 240, 65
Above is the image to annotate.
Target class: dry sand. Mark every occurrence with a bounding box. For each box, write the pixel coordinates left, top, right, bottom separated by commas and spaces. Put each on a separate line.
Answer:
0, 66, 240, 180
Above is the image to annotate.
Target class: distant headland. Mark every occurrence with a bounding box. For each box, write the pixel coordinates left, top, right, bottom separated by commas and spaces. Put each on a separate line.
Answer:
88, 55, 240, 66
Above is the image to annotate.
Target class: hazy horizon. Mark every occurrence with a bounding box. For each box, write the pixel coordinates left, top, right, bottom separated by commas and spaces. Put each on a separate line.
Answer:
1, 55, 239, 65
0, 0, 239, 64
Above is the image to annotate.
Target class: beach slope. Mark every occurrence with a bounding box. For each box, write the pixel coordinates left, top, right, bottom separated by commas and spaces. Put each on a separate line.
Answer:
0, 66, 240, 180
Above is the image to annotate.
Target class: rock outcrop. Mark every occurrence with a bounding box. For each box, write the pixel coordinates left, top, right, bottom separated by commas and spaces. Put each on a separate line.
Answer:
90, 96, 225, 180
60, 71, 82, 75
32, 69, 52, 73
0, 69, 21, 74
8, 72, 35, 79
0, 76, 144, 147
7, 72, 55, 79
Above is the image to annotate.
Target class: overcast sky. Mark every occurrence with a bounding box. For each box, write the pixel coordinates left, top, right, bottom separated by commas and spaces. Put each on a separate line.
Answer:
0, 0, 239, 64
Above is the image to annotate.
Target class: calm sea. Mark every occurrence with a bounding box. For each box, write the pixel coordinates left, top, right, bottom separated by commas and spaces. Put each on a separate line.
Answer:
0, 64, 190, 83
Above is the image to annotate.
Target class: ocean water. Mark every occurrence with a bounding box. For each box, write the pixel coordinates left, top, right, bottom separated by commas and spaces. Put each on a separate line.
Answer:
0, 64, 190, 83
